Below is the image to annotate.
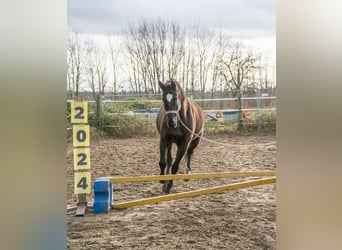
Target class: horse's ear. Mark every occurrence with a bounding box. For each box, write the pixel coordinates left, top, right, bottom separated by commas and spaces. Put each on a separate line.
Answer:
170, 80, 176, 89
158, 80, 165, 91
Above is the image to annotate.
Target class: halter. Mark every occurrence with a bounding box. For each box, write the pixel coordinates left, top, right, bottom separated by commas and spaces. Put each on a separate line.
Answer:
165, 110, 179, 115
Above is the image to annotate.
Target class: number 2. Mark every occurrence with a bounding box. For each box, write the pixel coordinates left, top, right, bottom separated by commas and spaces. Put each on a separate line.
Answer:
74, 107, 84, 119
77, 153, 87, 166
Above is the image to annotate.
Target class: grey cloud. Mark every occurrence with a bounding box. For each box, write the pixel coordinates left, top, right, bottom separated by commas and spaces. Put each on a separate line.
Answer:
68, 0, 275, 37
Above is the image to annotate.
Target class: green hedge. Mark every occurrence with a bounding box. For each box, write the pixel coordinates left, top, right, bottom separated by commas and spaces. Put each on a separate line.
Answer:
67, 101, 275, 140
89, 110, 275, 138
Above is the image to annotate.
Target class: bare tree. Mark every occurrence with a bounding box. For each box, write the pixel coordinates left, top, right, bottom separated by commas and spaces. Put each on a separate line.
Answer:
178, 26, 196, 92
125, 24, 143, 95
258, 54, 275, 90
108, 35, 119, 97
210, 30, 230, 96
125, 21, 148, 95
95, 51, 109, 96
84, 39, 109, 98
155, 19, 167, 84
124, 19, 187, 95
68, 20, 275, 101
67, 30, 91, 99
85, 39, 97, 100
166, 21, 185, 81
193, 24, 216, 94
220, 43, 261, 129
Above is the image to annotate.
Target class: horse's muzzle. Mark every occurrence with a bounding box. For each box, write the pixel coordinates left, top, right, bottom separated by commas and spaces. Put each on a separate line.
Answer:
167, 115, 178, 128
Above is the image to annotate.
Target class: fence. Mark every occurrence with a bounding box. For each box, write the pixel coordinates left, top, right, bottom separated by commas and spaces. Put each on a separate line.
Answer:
67, 91, 276, 135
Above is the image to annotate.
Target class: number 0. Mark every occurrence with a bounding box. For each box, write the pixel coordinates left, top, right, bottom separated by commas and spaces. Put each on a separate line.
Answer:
76, 130, 86, 142
73, 125, 89, 147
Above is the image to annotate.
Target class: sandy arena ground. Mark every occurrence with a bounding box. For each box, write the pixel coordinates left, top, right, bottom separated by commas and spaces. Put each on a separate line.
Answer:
67, 131, 276, 249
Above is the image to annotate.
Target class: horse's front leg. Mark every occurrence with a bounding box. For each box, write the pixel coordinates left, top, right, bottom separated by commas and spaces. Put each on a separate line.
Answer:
166, 143, 172, 175
163, 143, 187, 194
159, 139, 167, 184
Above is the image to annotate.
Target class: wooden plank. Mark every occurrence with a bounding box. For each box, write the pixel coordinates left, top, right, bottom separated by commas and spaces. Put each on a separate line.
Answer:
112, 177, 276, 209
75, 193, 87, 216
75, 204, 87, 216
104, 171, 276, 183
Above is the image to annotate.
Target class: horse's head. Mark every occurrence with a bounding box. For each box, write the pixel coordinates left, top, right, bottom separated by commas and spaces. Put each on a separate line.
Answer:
159, 79, 182, 128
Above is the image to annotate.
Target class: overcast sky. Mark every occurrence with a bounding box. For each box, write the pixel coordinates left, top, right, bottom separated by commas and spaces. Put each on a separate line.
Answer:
67, 0, 275, 40
68, 0, 275, 92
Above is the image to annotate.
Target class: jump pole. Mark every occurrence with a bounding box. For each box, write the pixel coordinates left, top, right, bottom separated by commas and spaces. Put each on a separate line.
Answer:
112, 177, 276, 209
93, 171, 276, 212
104, 171, 276, 183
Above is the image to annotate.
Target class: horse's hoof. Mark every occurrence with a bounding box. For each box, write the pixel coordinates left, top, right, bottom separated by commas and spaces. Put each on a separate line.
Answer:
184, 169, 191, 182
162, 183, 171, 194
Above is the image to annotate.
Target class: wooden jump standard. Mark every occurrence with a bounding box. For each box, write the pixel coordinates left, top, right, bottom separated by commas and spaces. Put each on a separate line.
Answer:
93, 171, 276, 212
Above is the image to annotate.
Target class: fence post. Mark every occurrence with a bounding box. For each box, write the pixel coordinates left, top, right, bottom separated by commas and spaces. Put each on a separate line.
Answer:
256, 88, 261, 131
96, 94, 102, 128
237, 89, 243, 130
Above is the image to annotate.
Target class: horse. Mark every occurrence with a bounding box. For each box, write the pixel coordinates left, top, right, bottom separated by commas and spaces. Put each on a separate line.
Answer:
156, 78, 205, 194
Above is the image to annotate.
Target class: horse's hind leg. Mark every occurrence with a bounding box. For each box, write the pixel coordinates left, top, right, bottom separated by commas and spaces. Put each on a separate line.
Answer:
184, 136, 201, 182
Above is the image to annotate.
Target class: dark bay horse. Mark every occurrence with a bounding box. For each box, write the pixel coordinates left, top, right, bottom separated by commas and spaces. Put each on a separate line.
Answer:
156, 79, 205, 194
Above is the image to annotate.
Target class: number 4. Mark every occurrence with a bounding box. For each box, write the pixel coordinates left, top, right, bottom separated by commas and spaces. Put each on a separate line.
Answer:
77, 177, 88, 189
74, 172, 91, 194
